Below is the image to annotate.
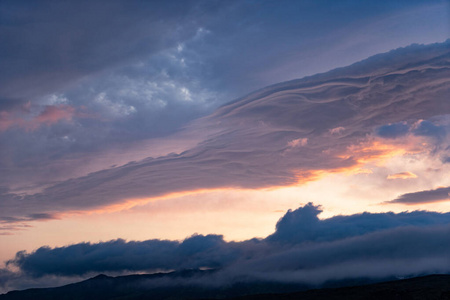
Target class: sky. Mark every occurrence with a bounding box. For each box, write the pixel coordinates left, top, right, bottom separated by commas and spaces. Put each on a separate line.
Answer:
1, 0, 450, 293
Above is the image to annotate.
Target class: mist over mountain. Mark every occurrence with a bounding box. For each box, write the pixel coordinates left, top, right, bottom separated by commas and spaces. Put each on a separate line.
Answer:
1, 272, 450, 300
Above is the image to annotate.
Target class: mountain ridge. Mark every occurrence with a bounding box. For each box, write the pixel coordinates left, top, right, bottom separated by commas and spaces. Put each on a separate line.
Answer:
1, 272, 450, 300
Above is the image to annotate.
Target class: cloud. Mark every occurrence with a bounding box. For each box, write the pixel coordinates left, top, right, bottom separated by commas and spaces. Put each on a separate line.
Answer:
287, 138, 308, 148
0, 0, 225, 108
376, 122, 409, 139
1, 2, 448, 203
376, 118, 448, 143
3, 203, 450, 291
329, 126, 345, 135
0, 1, 229, 191
266, 203, 450, 244
389, 186, 450, 204
0, 269, 17, 290
0, 212, 57, 234
412, 120, 447, 140
0, 104, 79, 132
232, 225, 450, 286
0, 40, 449, 227
0, 2, 232, 194
387, 172, 417, 180
7, 235, 233, 277
35, 105, 75, 125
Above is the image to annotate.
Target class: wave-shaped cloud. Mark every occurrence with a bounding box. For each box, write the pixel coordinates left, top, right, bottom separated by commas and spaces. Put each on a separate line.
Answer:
0, 41, 449, 230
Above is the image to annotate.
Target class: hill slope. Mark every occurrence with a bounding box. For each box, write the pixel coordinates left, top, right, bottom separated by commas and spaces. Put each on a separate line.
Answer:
1, 273, 450, 300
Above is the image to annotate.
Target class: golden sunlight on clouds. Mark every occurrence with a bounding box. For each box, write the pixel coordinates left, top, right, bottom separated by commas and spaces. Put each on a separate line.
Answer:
67, 133, 450, 225
76, 133, 429, 220
345, 140, 410, 165
3, 133, 449, 265
387, 171, 418, 180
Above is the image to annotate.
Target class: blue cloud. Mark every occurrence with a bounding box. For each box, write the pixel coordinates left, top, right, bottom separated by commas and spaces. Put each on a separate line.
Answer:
375, 122, 410, 139
3, 203, 450, 292
8, 234, 233, 277
267, 202, 450, 244
413, 120, 446, 139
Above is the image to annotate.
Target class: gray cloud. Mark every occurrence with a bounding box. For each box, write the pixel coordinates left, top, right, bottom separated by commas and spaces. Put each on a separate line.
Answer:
8, 235, 231, 277
0, 0, 233, 192
3, 0, 442, 107
266, 203, 450, 244
1, 1, 448, 197
0, 40, 450, 226
0, 212, 56, 235
3, 203, 450, 291
0, 0, 224, 107
231, 225, 450, 286
389, 186, 450, 204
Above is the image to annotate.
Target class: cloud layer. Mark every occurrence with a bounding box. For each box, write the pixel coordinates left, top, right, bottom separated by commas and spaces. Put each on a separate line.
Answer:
2, 203, 450, 292
390, 186, 450, 204
1, 40, 449, 230
1, 1, 448, 197
0, 0, 223, 107
1, 1, 449, 294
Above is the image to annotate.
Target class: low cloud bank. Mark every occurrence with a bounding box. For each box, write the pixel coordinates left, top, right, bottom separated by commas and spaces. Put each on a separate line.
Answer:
2, 203, 450, 292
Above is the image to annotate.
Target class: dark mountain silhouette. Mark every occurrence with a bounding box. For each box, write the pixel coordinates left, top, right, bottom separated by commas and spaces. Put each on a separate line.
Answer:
1, 271, 450, 300
228, 275, 450, 300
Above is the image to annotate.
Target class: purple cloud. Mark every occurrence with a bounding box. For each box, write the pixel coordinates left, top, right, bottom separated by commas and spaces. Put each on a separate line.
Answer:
389, 186, 450, 204
0, 41, 450, 231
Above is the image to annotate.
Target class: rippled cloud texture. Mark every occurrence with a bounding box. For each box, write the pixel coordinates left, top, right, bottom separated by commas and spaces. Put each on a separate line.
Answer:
1, 0, 448, 193
1, 41, 450, 231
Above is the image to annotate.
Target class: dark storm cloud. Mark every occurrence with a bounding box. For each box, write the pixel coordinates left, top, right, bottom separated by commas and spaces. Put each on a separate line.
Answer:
1, 0, 444, 108
232, 225, 450, 286
0, 0, 232, 192
266, 203, 450, 244
3, 204, 450, 290
0, 269, 16, 290
389, 186, 450, 204
7, 235, 232, 277
0, 0, 224, 107
0, 41, 450, 225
